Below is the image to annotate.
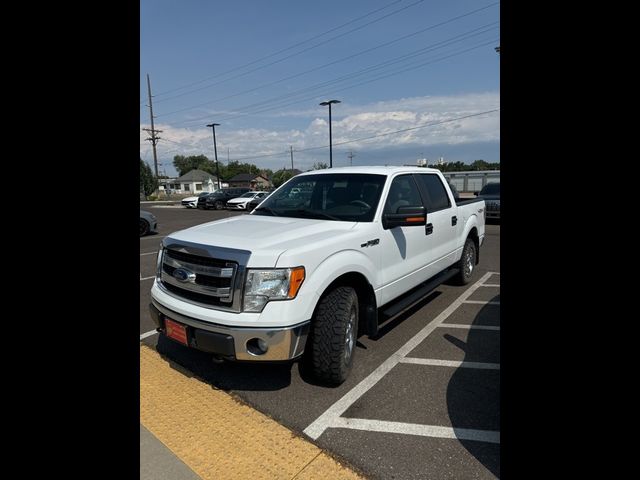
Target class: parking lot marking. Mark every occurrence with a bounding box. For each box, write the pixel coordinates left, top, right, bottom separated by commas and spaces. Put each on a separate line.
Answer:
439, 323, 500, 331
140, 235, 166, 241
481, 283, 500, 287
400, 357, 500, 370
331, 417, 500, 444
140, 275, 155, 281
140, 330, 158, 340
463, 300, 500, 305
303, 272, 497, 441
140, 251, 157, 256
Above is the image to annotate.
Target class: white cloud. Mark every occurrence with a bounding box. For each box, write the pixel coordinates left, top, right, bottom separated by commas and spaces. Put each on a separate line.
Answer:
141, 92, 499, 173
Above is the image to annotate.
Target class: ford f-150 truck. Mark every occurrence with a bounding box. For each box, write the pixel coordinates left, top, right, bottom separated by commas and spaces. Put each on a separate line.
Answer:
149, 166, 485, 384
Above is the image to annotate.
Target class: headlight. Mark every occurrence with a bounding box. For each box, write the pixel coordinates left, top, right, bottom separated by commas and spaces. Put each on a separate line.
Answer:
243, 267, 305, 312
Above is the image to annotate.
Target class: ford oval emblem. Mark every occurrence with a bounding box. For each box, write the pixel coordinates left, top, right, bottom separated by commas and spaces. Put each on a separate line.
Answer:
173, 267, 195, 283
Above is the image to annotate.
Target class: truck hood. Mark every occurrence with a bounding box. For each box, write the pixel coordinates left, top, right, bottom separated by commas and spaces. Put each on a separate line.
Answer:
165, 214, 357, 267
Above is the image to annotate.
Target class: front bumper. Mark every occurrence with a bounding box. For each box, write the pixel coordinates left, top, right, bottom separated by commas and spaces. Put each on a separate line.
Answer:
226, 203, 245, 210
149, 300, 310, 361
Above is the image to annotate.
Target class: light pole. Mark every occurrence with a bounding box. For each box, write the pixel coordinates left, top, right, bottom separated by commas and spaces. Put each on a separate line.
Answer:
319, 99, 341, 168
206, 123, 222, 190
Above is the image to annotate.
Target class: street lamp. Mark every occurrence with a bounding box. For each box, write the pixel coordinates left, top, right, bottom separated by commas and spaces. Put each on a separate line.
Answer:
206, 123, 222, 190
319, 99, 341, 168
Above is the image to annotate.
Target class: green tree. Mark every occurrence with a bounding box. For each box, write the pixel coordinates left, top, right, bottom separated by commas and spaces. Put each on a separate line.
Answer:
173, 154, 215, 176
271, 169, 295, 187
312, 162, 328, 170
140, 159, 158, 196
470, 159, 490, 171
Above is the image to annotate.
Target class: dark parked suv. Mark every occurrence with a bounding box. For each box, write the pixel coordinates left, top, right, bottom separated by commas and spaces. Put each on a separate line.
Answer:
476, 182, 500, 220
198, 188, 251, 210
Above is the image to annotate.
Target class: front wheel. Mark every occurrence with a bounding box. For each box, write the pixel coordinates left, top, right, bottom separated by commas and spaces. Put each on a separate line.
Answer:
454, 238, 477, 285
308, 286, 358, 385
215, 200, 224, 210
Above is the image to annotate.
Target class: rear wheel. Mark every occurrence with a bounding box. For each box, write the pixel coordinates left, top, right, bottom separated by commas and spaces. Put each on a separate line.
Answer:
215, 200, 224, 210
139, 219, 149, 237
454, 237, 476, 285
308, 287, 358, 385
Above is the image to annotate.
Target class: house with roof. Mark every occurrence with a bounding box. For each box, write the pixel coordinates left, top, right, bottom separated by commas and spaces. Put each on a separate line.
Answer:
227, 173, 272, 190
170, 169, 220, 194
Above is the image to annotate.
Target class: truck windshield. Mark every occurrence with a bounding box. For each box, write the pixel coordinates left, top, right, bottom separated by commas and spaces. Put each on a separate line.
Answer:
254, 173, 386, 222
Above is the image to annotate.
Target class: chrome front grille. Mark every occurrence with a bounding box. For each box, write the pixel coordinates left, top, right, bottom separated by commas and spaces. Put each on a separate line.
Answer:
158, 241, 251, 312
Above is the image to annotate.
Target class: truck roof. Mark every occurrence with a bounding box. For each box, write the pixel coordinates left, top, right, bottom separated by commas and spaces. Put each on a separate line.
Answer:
297, 165, 443, 176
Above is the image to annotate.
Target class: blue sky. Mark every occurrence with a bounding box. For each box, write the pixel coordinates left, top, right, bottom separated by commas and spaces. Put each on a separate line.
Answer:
140, 0, 500, 176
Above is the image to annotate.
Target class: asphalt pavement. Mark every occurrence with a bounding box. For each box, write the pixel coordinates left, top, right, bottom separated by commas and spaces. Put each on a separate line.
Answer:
140, 204, 500, 479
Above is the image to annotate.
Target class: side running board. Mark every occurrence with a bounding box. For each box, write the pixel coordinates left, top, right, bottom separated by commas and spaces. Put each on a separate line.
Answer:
371, 268, 459, 337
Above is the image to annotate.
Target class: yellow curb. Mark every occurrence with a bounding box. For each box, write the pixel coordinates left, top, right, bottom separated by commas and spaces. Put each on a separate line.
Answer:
140, 346, 364, 480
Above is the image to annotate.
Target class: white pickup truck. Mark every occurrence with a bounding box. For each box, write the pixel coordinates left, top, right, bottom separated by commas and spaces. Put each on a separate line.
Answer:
149, 166, 485, 384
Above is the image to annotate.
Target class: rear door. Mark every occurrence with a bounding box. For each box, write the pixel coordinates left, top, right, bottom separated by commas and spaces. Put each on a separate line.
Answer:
414, 173, 459, 271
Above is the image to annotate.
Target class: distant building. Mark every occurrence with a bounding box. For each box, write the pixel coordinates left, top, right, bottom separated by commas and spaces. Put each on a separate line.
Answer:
227, 173, 272, 190
170, 169, 219, 194
442, 170, 500, 192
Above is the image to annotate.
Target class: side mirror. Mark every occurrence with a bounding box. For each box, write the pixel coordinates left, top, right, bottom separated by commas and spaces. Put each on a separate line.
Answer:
382, 205, 426, 229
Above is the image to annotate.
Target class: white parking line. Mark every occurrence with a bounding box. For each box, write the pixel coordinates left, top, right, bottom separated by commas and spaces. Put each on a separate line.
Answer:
303, 272, 497, 441
140, 275, 155, 281
140, 330, 158, 340
140, 251, 157, 256
481, 284, 500, 287
331, 417, 500, 444
400, 357, 500, 370
463, 300, 500, 305
140, 235, 166, 241
439, 323, 500, 331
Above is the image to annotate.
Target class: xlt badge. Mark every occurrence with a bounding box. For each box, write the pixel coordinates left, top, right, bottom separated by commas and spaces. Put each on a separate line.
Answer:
361, 238, 380, 248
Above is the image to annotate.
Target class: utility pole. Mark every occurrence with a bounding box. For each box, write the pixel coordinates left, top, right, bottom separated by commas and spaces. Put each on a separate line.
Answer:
143, 74, 162, 177
290, 146, 294, 171
347, 150, 356, 166
206, 123, 222, 190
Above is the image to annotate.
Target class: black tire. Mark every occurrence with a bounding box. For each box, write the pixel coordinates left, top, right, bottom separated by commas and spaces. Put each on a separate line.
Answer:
308, 287, 358, 385
215, 200, 224, 210
454, 237, 477, 285
139, 219, 150, 237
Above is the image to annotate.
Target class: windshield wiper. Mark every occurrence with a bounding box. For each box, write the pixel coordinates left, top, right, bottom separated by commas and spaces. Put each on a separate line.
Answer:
254, 206, 279, 216
294, 209, 341, 221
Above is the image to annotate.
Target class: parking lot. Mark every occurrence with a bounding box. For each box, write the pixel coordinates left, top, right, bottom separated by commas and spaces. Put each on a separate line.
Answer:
140, 205, 500, 479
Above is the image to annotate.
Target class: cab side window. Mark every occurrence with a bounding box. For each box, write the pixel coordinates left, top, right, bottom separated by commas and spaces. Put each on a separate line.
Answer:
416, 174, 451, 212
384, 175, 422, 214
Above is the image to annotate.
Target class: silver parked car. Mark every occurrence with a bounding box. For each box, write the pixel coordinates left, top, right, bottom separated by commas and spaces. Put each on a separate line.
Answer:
140, 210, 158, 237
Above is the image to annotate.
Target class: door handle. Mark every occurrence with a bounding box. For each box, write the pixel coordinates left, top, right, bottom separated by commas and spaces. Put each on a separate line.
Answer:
451, 216, 457, 226
425, 223, 433, 235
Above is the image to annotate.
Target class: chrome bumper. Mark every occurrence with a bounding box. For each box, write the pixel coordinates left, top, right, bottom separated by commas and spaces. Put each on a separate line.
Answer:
149, 300, 310, 361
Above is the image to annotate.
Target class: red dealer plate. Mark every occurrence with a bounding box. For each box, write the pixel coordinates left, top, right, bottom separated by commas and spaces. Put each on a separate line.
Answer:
165, 318, 188, 346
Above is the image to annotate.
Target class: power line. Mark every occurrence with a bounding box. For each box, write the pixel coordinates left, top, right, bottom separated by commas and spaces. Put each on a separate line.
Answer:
296, 109, 500, 153
153, 0, 427, 104
220, 109, 498, 163
152, 0, 405, 98
156, 7, 499, 118
166, 27, 499, 126
173, 35, 499, 128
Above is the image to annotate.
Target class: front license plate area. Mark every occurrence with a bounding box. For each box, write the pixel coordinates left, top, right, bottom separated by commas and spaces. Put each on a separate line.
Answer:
165, 318, 188, 346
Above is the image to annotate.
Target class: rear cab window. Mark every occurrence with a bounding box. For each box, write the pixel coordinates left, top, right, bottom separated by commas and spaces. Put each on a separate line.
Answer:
415, 174, 452, 212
